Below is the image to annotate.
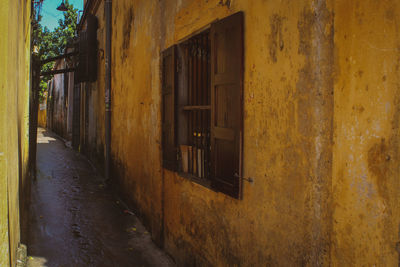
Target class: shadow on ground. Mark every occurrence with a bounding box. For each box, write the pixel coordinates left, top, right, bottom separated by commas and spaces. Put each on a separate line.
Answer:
27, 128, 174, 267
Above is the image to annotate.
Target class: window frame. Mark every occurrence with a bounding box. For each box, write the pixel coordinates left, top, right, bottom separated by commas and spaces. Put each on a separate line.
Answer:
161, 11, 244, 199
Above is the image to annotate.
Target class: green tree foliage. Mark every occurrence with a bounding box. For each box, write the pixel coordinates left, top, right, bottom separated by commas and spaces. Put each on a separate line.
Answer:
32, 0, 78, 101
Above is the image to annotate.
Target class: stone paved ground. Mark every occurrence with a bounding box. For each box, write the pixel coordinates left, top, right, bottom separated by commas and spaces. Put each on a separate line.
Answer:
27, 128, 174, 267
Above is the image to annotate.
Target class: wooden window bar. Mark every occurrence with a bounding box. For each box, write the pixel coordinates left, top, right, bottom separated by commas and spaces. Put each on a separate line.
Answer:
184, 31, 211, 180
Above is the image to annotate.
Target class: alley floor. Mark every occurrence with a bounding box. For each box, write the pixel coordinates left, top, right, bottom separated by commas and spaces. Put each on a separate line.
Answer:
27, 128, 174, 267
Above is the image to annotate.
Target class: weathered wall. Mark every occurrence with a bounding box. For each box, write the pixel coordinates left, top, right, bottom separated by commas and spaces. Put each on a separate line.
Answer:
38, 106, 47, 128
80, 0, 106, 169
107, 0, 334, 265
332, 0, 400, 265
66, 71, 74, 139
0, 0, 31, 266
110, 0, 165, 245
162, 1, 334, 265
0, 2, 11, 264
83, 0, 400, 265
51, 61, 67, 138
48, 60, 74, 140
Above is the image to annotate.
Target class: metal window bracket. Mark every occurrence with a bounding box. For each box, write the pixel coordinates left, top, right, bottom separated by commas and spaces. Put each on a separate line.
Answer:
234, 173, 254, 184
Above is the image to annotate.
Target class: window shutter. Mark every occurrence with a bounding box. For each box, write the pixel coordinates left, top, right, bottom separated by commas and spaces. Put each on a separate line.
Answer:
210, 12, 244, 198
75, 31, 88, 83
162, 45, 178, 171
86, 14, 98, 82
75, 14, 98, 83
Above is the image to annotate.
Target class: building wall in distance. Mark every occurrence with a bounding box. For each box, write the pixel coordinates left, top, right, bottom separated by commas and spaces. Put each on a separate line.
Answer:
47, 60, 74, 140
38, 92, 47, 128
52, 61, 66, 137
77, 0, 106, 170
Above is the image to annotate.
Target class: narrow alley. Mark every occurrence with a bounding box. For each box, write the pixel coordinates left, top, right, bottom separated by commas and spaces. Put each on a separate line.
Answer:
27, 128, 173, 266
3, 0, 400, 266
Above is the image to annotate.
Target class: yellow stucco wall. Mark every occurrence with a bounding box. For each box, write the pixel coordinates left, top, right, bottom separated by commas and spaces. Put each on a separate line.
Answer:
107, 1, 333, 265
38, 108, 47, 128
0, 0, 31, 266
332, 1, 400, 265
84, 0, 400, 265
0, 2, 10, 265
164, 1, 334, 265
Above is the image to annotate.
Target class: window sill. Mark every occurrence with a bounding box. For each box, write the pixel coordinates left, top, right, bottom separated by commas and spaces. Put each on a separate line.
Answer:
177, 172, 217, 192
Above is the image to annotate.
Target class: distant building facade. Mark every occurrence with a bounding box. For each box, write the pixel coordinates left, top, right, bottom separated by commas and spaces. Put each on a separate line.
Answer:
47, 57, 75, 141
38, 91, 47, 128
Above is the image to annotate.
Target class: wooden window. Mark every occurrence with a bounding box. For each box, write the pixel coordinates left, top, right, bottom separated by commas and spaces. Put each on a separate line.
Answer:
161, 12, 244, 199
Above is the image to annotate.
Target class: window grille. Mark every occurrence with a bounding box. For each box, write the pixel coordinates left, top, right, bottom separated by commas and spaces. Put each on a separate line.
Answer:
181, 31, 211, 180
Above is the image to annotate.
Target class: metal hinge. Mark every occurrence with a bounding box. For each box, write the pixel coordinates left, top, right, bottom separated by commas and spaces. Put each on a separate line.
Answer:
176, 59, 182, 73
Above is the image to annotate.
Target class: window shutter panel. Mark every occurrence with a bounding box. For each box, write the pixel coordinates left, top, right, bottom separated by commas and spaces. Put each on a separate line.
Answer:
75, 15, 98, 83
86, 14, 98, 82
75, 31, 88, 83
162, 46, 178, 171
210, 12, 244, 198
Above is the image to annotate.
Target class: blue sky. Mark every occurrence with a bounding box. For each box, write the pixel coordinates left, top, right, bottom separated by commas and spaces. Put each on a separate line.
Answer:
40, 0, 84, 30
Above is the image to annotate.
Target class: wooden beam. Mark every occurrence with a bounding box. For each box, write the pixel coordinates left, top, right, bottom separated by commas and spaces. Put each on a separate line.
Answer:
40, 52, 78, 65
40, 68, 76, 76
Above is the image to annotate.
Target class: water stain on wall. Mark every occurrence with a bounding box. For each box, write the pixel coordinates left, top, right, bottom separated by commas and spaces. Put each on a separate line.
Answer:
268, 14, 285, 63
121, 6, 134, 62
296, 1, 334, 265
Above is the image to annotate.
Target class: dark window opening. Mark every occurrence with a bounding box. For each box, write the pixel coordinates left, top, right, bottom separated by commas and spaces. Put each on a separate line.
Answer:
178, 30, 211, 181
